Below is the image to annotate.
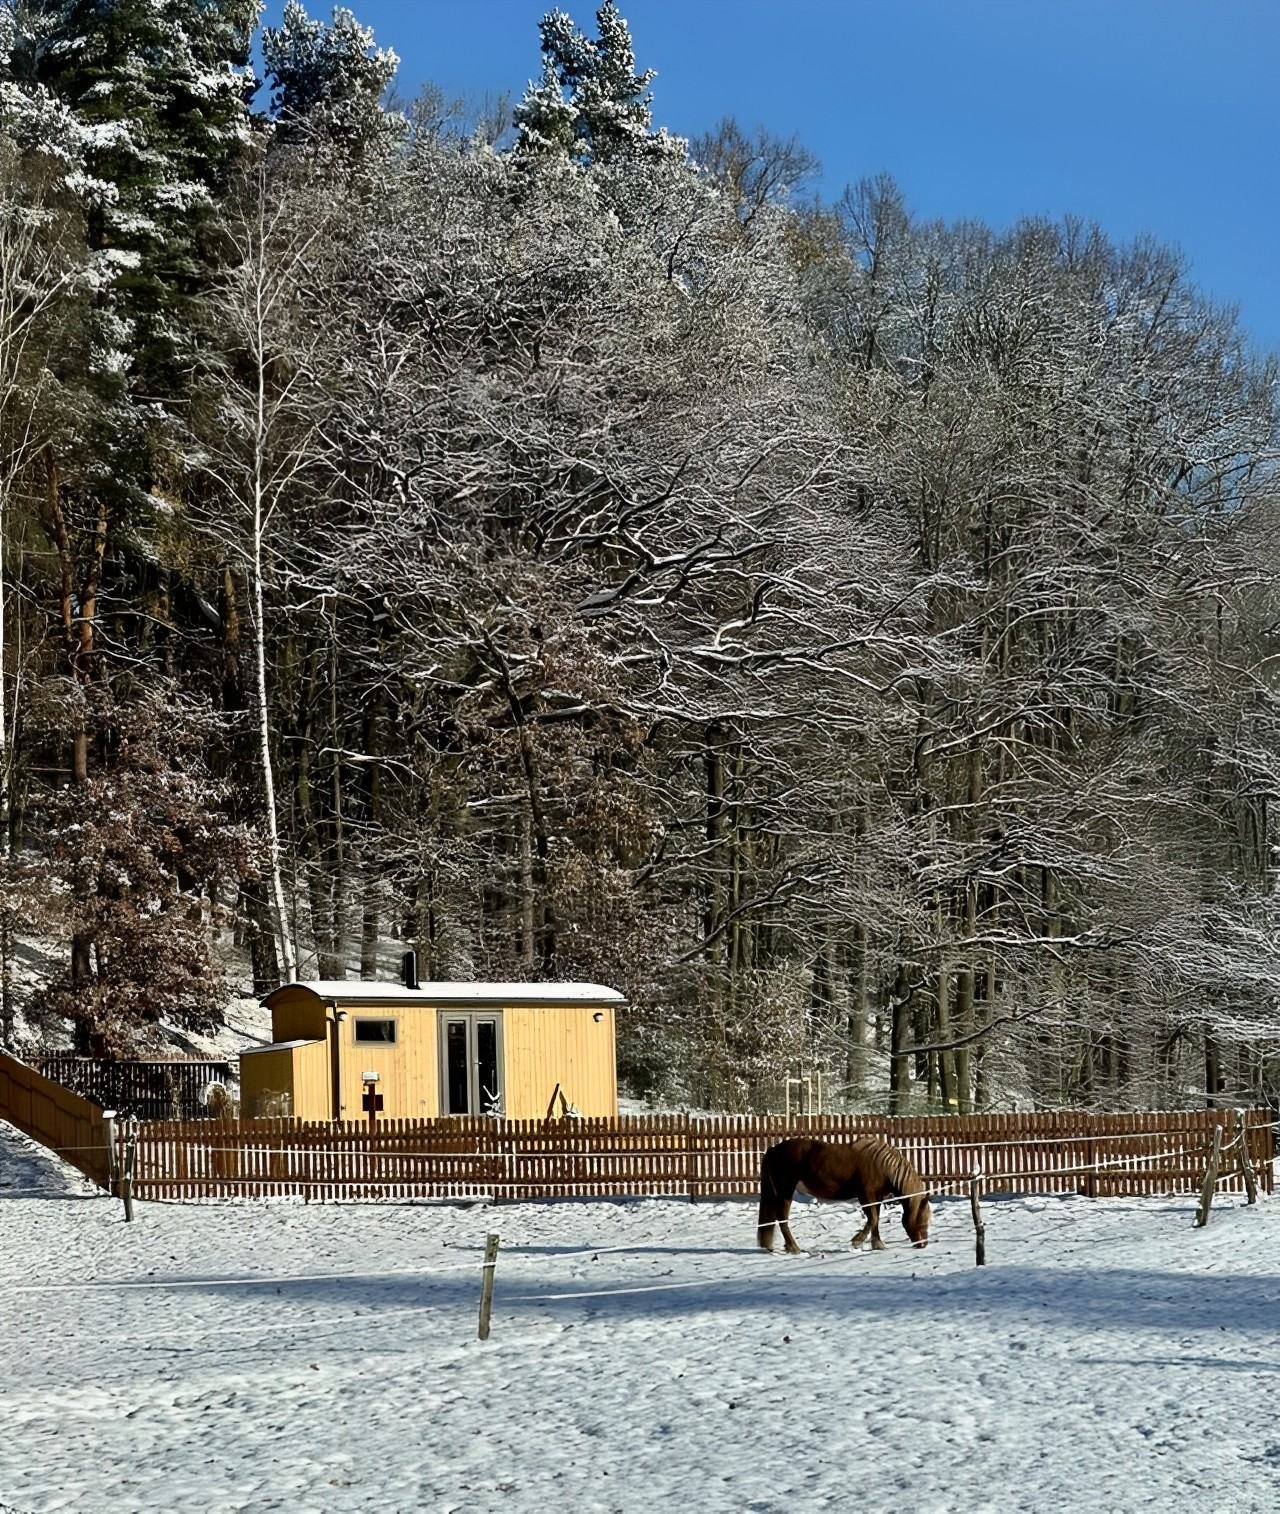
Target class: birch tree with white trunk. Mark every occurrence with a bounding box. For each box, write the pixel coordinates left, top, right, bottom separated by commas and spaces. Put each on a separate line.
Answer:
190, 151, 350, 982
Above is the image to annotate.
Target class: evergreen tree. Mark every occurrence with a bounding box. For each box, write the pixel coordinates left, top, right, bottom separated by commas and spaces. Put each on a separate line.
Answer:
515, 2, 684, 165
261, 1, 400, 151
2, 1, 258, 1037
6, 0, 257, 397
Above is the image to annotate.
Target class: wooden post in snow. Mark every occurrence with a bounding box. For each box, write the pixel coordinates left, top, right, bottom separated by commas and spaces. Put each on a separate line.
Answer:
969, 1169, 986, 1266
1235, 1111, 1258, 1206
1194, 1122, 1222, 1228
121, 1120, 137, 1223
478, 1233, 500, 1341
102, 1110, 118, 1196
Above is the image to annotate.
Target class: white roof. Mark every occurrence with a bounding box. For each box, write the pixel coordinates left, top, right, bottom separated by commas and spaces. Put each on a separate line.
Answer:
240, 1038, 325, 1055
267, 980, 625, 1007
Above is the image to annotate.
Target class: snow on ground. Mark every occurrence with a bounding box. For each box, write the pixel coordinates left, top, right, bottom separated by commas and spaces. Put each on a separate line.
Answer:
1, 1121, 1277, 1514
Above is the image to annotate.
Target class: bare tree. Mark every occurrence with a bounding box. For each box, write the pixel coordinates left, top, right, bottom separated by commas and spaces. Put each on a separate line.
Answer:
690, 117, 819, 230
190, 150, 351, 983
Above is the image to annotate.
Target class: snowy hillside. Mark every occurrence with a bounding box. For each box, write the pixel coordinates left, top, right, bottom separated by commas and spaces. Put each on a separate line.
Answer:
1, 1122, 1277, 1513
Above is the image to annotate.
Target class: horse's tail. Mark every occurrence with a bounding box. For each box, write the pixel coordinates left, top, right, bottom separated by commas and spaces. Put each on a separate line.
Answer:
757, 1145, 788, 1251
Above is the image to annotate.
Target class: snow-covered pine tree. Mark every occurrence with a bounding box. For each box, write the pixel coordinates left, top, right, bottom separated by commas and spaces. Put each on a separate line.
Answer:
513, 54, 576, 157
261, 1, 400, 152
6, 0, 257, 399
514, 2, 684, 165
1, 2, 258, 1042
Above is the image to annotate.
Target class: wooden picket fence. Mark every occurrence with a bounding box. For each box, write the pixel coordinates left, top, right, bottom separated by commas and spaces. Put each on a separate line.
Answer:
122, 1107, 1275, 1205
0, 1049, 111, 1189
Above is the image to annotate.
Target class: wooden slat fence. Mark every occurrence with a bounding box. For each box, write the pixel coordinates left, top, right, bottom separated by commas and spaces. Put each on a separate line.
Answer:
0, 1048, 111, 1189
123, 1107, 1275, 1205
36, 1057, 233, 1121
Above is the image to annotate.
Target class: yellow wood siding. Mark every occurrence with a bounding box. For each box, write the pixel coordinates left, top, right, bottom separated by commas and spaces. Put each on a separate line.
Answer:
240, 1046, 294, 1116
268, 988, 328, 1043
336, 1004, 440, 1120
501, 1004, 617, 1118
240, 1040, 330, 1119
250, 987, 620, 1121
290, 1038, 332, 1120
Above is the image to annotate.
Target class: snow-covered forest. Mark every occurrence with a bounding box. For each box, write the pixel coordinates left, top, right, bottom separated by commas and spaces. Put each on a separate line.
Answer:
1, 1, 1278, 1113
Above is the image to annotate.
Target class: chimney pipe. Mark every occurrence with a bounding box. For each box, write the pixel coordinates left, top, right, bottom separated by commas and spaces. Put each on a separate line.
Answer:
402, 949, 419, 990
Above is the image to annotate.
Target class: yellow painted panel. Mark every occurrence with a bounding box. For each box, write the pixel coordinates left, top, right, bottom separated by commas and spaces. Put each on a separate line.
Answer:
240, 1040, 330, 1120
240, 1047, 295, 1117
335, 1003, 439, 1121
502, 1005, 617, 1118
269, 988, 327, 1043
292, 1038, 332, 1121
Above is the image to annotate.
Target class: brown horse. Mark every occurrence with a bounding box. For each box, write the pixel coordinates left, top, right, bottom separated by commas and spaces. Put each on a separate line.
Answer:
757, 1137, 931, 1254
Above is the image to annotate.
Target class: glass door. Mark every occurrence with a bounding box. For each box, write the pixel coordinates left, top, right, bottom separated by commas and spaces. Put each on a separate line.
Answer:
439, 1014, 504, 1115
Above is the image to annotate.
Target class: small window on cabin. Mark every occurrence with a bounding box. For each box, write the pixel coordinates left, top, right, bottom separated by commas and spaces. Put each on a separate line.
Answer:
353, 1019, 397, 1044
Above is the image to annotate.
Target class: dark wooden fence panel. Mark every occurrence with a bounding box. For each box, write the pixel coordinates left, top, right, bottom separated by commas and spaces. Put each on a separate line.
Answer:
122, 1107, 1275, 1205
37, 1057, 232, 1121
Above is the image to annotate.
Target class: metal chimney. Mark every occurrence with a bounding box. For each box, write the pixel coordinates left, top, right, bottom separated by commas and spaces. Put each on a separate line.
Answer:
402, 949, 419, 991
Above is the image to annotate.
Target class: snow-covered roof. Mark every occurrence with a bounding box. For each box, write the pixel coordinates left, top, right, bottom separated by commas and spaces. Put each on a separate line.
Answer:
240, 1038, 326, 1055
265, 980, 626, 1008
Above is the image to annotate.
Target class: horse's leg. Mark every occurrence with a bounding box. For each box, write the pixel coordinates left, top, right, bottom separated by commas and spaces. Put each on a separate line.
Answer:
867, 1191, 887, 1250
769, 1168, 799, 1253
778, 1183, 802, 1254
851, 1204, 873, 1249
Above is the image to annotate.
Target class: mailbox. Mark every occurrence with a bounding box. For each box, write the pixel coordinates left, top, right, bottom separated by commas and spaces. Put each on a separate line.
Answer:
361, 1070, 383, 1120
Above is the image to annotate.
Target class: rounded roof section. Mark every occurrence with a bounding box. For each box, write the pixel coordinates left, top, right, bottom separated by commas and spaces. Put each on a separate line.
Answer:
263, 980, 626, 1008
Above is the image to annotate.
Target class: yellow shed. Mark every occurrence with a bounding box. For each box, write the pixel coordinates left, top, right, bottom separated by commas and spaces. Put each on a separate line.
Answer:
239, 964, 622, 1122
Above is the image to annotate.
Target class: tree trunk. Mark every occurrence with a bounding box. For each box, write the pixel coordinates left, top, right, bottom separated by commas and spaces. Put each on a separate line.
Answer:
889, 964, 912, 1114
935, 958, 957, 1111
248, 291, 296, 980
846, 925, 868, 1098
359, 699, 382, 977
360, 871, 380, 979
517, 804, 535, 969
242, 875, 281, 997
328, 613, 346, 977
1205, 1030, 1222, 1109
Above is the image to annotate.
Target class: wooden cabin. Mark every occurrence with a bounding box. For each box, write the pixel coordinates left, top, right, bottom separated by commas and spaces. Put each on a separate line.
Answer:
239, 960, 622, 1121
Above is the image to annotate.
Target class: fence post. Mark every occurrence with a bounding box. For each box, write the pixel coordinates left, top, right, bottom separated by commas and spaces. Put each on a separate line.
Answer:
1235, 1111, 1258, 1206
969, 1168, 986, 1266
478, 1233, 500, 1341
122, 1119, 138, 1222
1194, 1122, 1222, 1228
102, 1110, 118, 1196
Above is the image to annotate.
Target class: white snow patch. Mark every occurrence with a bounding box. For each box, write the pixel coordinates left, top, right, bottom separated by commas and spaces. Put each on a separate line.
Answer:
1, 1121, 1277, 1513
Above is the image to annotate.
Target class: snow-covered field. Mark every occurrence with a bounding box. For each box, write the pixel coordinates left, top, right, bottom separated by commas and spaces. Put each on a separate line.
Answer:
1, 1121, 1277, 1514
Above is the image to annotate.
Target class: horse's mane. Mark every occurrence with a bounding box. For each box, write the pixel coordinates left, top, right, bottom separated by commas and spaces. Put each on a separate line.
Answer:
857, 1137, 927, 1211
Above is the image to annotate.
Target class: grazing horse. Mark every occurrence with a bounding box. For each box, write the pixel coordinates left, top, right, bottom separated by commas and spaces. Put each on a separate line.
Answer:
757, 1137, 931, 1254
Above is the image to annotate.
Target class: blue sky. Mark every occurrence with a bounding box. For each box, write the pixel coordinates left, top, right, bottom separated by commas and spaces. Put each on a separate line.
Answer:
267, 1, 1279, 353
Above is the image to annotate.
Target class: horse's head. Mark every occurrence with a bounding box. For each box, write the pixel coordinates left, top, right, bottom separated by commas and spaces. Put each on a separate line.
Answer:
902, 1193, 931, 1248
